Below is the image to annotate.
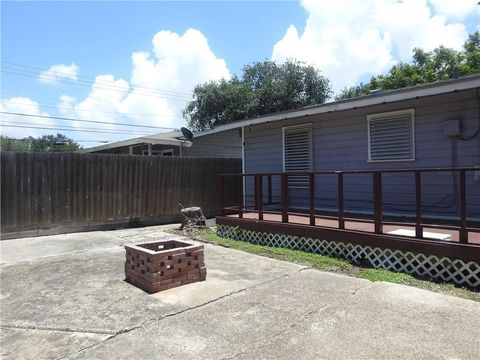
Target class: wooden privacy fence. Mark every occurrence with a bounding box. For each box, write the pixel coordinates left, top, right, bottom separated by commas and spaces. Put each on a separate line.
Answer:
1, 152, 241, 238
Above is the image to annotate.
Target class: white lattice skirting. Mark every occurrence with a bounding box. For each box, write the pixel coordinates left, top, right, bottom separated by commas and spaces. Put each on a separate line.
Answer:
217, 225, 480, 288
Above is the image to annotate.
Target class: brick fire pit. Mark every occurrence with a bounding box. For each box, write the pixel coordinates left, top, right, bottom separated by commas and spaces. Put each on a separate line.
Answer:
124, 239, 206, 293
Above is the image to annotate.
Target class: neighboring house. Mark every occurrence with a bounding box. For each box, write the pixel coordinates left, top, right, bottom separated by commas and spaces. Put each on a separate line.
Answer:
83, 128, 242, 158
214, 75, 480, 219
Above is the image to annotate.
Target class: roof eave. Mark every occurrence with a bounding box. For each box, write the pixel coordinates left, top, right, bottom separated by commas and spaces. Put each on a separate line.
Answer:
82, 136, 185, 153
194, 74, 480, 136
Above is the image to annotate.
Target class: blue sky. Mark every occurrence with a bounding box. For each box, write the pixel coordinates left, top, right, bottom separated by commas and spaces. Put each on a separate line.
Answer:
1, 0, 479, 145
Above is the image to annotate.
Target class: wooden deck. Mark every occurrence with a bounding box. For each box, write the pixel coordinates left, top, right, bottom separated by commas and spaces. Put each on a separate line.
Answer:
227, 211, 480, 245
219, 168, 480, 263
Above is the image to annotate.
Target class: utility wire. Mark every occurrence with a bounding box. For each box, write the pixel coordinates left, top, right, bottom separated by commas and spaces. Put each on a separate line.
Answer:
0, 124, 159, 136
1, 61, 193, 97
0, 120, 160, 135
1, 99, 184, 118
2, 69, 192, 102
0, 111, 177, 130
1, 138, 110, 143
2, 69, 191, 101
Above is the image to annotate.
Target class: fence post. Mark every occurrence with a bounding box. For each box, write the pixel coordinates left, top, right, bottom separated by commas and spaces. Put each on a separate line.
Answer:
373, 172, 383, 234
415, 171, 423, 238
254, 175, 259, 211
337, 172, 345, 229
459, 170, 468, 244
309, 172, 315, 226
237, 175, 244, 219
257, 175, 263, 221
281, 173, 289, 223
268, 175, 272, 205
220, 175, 225, 216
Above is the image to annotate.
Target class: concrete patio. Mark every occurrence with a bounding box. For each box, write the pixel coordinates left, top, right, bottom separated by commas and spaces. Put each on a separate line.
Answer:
1, 226, 479, 359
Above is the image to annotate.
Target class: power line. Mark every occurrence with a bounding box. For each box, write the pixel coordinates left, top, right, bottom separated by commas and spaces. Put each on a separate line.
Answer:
0, 120, 160, 136
2, 69, 192, 101
2, 61, 195, 102
1, 62, 193, 97
0, 124, 158, 136
2, 69, 193, 102
1, 99, 184, 118
0, 111, 177, 130
1, 138, 110, 143
1, 61, 194, 97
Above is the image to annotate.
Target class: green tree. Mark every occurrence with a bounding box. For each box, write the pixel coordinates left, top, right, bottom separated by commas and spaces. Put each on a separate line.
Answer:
0, 133, 81, 152
184, 60, 331, 131
0, 136, 30, 151
336, 31, 480, 101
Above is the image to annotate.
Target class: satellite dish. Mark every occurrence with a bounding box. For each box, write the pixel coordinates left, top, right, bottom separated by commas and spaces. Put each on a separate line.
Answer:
181, 127, 194, 140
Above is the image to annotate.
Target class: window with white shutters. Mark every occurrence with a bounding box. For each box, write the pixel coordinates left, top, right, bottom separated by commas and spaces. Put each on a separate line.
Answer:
283, 124, 312, 188
367, 110, 415, 161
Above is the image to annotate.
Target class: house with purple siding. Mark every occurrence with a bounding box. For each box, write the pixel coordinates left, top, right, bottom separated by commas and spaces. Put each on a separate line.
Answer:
207, 74, 480, 287
210, 74, 480, 221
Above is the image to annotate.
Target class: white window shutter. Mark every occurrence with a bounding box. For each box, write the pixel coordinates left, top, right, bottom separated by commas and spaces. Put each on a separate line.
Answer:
368, 111, 414, 161
283, 125, 312, 187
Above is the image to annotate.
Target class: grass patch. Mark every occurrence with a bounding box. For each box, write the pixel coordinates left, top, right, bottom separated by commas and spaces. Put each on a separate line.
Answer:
359, 268, 416, 283
189, 228, 479, 302
197, 229, 352, 272
358, 267, 479, 301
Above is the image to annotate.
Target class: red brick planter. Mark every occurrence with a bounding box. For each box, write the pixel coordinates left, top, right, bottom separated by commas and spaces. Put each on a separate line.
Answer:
125, 239, 206, 293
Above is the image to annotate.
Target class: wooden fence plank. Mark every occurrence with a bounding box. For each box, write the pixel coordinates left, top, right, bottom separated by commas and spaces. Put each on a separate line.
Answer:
0, 152, 241, 233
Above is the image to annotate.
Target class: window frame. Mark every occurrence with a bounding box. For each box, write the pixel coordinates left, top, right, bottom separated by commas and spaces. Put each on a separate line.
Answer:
161, 149, 174, 156
282, 123, 313, 188
142, 149, 163, 156
367, 109, 416, 163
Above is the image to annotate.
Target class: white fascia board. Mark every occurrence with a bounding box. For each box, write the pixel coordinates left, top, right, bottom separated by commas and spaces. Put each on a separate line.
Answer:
195, 75, 480, 135
82, 136, 184, 153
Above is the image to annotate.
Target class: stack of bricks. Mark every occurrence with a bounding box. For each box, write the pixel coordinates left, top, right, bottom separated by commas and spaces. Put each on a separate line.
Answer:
124, 239, 206, 293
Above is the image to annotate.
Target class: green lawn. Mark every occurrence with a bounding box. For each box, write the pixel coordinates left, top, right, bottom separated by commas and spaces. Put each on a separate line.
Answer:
193, 229, 479, 302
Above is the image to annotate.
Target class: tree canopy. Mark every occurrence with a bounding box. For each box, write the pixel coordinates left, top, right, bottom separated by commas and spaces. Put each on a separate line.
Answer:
336, 31, 480, 101
183, 60, 332, 131
0, 133, 82, 152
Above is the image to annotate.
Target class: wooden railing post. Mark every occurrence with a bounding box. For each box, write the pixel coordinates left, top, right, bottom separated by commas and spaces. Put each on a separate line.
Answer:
268, 175, 272, 204
281, 173, 289, 223
309, 172, 315, 226
415, 171, 423, 238
237, 175, 243, 219
373, 172, 383, 234
337, 172, 345, 229
220, 175, 225, 216
257, 175, 263, 221
254, 175, 259, 211
459, 170, 468, 243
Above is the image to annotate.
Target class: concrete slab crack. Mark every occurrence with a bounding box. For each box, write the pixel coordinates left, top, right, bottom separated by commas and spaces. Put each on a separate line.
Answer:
223, 304, 332, 360
55, 335, 116, 360
1, 324, 116, 335
58, 272, 297, 359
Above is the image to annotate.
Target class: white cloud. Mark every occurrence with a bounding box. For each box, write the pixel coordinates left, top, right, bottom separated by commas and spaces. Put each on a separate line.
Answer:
272, 0, 471, 93
39, 63, 79, 85
428, 0, 480, 20
57, 28, 231, 143
0, 97, 54, 138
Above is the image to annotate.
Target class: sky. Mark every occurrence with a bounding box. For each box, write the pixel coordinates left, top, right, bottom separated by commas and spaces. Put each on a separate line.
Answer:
1, 0, 479, 147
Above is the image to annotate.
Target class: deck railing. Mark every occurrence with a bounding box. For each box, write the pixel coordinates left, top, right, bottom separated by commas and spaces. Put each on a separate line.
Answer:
219, 167, 480, 245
